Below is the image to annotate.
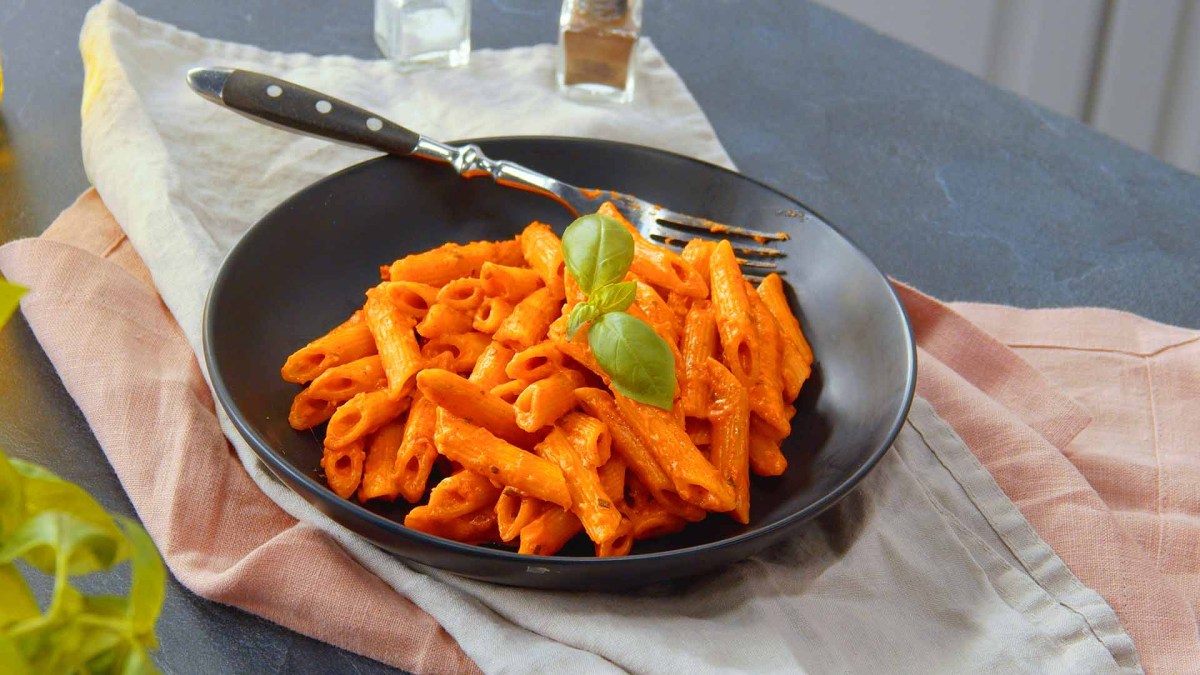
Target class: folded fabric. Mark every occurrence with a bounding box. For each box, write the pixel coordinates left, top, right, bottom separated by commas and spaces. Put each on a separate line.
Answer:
3, 0, 1195, 671
1, 191, 1140, 674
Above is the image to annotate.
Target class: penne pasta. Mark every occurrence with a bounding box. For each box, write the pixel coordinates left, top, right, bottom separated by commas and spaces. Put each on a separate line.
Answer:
420, 332, 491, 374
680, 238, 717, 286
321, 439, 366, 499
537, 428, 623, 545
620, 473, 690, 540
394, 393, 440, 503
358, 419, 407, 501
634, 282, 681, 346
306, 355, 387, 402
490, 379, 527, 405
389, 238, 524, 286
434, 411, 571, 508
405, 470, 503, 544
598, 202, 707, 298
519, 222, 566, 297
709, 240, 758, 384
471, 296, 514, 335
612, 393, 736, 513
288, 389, 340, 430
480, 261, 543, 301
325, 389, 410, 450
496, 488, 546, 543
679, 303, 718, 418
468, 341, 516, 391
597, 456, 627, 506
514, 370, 587, 431
416, 368, 536, 447
436, 278, 486, 311
707, 359, 751, 524
745, 283, 791, 436
281, 312, 377, 384
365, 287, 424, 395
757, 273, 812, 401
559, 412, 612, 468
506, 341, 564, 382
749, 428, 788, 477
494, 287, 560, 350
574, 388, 705, 521
595, 517, 634, 557
518, 505, 582, 556
382, 281, 439, 320
416, 304, 475, 339
284, 213, 813, 556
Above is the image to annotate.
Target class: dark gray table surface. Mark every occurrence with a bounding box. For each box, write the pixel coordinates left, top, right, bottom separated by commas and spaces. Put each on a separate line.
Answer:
1, 0, 1197, 672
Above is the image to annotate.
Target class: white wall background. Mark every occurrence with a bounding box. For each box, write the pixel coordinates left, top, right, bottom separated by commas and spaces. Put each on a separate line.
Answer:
814, 0, 1200, 174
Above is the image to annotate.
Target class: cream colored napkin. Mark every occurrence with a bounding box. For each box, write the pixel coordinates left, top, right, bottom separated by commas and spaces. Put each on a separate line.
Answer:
75, 2, 1140, 672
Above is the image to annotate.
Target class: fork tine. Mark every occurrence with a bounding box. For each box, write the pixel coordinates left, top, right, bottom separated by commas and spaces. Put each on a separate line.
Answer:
653, 208, 789, 242
650, 234, 786, 258
735, 258, 783, 270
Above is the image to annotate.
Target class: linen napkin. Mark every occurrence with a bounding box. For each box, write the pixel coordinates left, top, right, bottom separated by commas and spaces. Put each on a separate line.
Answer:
2, 0, 1182, 671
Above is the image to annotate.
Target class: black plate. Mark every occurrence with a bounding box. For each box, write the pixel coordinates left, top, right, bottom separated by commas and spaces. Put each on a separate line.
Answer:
205, 137, 916, 590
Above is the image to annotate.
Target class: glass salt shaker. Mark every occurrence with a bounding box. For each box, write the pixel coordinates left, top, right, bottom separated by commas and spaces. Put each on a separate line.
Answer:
557, 0, 643, 104
374, 0, 472, 69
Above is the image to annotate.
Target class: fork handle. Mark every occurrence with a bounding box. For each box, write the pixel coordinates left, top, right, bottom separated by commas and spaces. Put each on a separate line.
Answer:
186, 67, 572, 208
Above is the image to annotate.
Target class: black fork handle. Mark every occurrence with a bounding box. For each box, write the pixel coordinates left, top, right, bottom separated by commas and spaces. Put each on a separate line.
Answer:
186, 67, 421, 156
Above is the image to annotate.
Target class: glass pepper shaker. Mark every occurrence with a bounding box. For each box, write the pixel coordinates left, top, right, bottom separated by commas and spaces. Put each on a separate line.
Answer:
557, 0, 643, 104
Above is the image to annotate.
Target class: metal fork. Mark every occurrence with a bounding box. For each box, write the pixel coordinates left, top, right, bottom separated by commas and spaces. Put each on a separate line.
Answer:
186, 67, 787, 274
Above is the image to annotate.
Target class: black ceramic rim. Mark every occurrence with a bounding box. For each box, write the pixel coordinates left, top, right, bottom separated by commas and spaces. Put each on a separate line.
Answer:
203, 136, 917, 566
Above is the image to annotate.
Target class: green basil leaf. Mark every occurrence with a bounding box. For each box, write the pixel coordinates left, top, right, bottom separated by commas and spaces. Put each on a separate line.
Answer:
566, 303, 599, 341
588, 312, 676, 410
0, 451, 24, 540
11, 459, 128, 568
587, 281, 637, 314
119, 644, 157, 675
0, 511, 123, 576
561, 214, 634, 294
116, 517, 165, 640
0, 635, 32, 675
0, 563, 39, 624
0, 280, 26, 329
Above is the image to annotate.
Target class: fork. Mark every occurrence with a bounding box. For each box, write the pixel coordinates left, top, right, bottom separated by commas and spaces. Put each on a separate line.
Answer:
186, 67, 787, 275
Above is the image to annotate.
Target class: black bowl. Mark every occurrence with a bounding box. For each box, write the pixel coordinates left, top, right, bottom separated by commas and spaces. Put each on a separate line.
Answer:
205, 137, 915, 590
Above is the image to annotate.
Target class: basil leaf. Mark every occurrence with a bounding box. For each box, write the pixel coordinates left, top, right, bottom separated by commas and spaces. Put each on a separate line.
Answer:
588, 312, 676, 409
588, 281, 636, 314
117, 516, 166, 640
0, 280, 25, 329
0, 451, 24, 540
566, 302, 599, 341
0, 636, 31, 675
0, 511, 123, 576
0, 563, 39, 623
561, 214, 634, 294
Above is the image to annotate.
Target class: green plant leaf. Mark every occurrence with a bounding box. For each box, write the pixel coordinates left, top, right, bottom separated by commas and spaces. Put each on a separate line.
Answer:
566, 303, 599, 341
588, 312, 676, 409
119, 644, 157, 675
0, 511, 123, 576
0, 563, 39, 625
0, 634, 32, 675
116, 517, 165, 642
588, 281, 637, 314
561, 214, 634, 294
0, 451, 24, 540
0, 280, 26, 329
10, 459, 128, 574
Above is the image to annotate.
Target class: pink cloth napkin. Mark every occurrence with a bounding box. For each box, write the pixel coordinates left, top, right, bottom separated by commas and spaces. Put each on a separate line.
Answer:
1, 189, 1197, 672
